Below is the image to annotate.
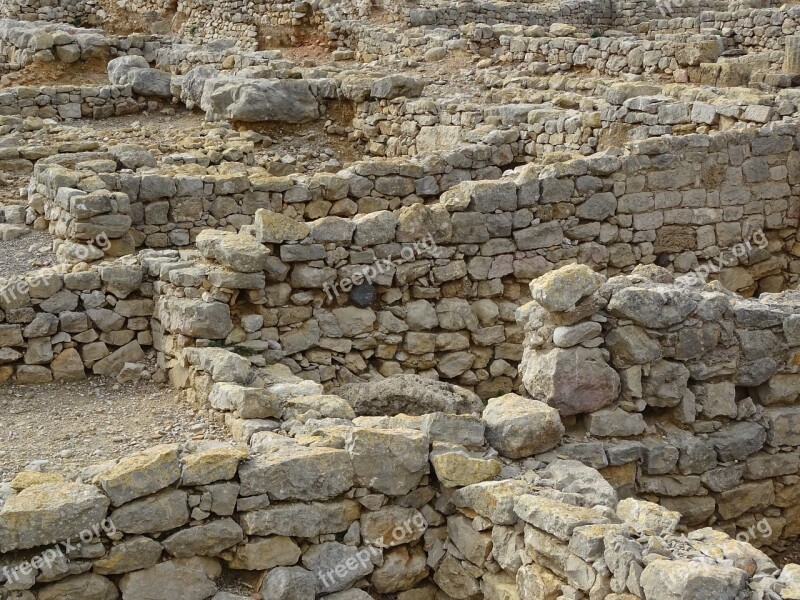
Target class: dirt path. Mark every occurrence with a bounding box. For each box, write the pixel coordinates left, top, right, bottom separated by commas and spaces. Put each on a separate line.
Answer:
0, 377, 231, 481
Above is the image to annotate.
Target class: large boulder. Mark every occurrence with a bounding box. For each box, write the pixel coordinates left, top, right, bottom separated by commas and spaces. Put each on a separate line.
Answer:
107, 55, 149, 84
180, 65, 220, 110
203, 78, 321, 123
108, 56, 171, 98
119, 557, 221, 600
371, 75, 426, 99
0, 482, 110, 552
521, 347, 620, 416
126, 68, 172, 98
640, 559, 747, 600
530, 264, 604, 312
332, 374, 483, 416
482, 393, 564, 458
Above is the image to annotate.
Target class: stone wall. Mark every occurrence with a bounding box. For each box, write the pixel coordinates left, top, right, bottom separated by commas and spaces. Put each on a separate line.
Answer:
27, 141, 522, 257
0, 84, 139, 120
610, 0, 730, 26
518, 262, 800, 541
0, 0, 104, 25
401, 0, 612, 29
0, 19, 161, 67
2, 356, 798, 600
17, 119, 800, 394
0, 258, 152, 385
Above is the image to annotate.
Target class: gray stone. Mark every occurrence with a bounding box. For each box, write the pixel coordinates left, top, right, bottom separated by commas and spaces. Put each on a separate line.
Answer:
585, 408, 646, 437
345, 428, 428, 496
640, 559, 747, 600
709, 422, 766, 462
109, 489, 189, 534
371, 75, 426, 99
529, 264, 603, 311
36, 574, 117, 600
521, 347, 620, 416
483, 393, 564, 458
608, 287, 698, 329
333, 375, 482, 416
303, 542, 374, 593
92, 536, 163, 575
162, 518, 243, 557
239, 500, 361, 537
259, 567, 316, 600
0, 482, 110, 552
515, 495, 609, 541
238, 446, 354, 500
119, 557, 220, 600
205, 79, 320, 123
553, 321, 602, 348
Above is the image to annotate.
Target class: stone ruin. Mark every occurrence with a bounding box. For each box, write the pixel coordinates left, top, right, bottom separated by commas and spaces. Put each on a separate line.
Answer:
0, 0, 800, 598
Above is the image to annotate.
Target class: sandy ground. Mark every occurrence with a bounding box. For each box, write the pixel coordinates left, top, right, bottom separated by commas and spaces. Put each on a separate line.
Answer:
0, 377, 231, 481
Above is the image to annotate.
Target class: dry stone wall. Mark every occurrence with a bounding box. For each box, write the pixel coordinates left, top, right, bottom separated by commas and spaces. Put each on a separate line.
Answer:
0, 19, 162, 67
519, 263, 800, 540
2, 357, 800, 600
0, 258, 152, 385
0, 84, 139, 120
14, 119, 800, 395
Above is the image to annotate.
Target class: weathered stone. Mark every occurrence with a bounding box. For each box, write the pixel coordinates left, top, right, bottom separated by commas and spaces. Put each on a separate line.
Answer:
227, 536, 302, 570
196, 230, 271, 273
515, 495, 609, 541
522, 347, 620, 416
162, 518, 243, 557
371, 544, 428, 593
95, 445, 181, 506
109, 489, 189, 534
37, 574, 118, 600
431, 449, 501, 488
334, 375, 482, 416
346, 428, 428, 496
238, 446, 354, 500
205, 78, 320, 123
240, 499, 361, 537
253, 209, 310, 243
640, 559, 747, 600
452, 480, 537, 525
483, 393, 564, 458
529, 264, 604, 312
182, 445, 248, 486
92, 536, 163, 575
0, 482, 110, 552
119, 557, 221, 600
608, 287, 698, 329
616, 498, 680, 534
304, 541, 374, 593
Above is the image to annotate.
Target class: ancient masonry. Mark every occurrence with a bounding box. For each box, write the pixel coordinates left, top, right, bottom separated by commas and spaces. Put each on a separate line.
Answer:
1, 0, 800, 598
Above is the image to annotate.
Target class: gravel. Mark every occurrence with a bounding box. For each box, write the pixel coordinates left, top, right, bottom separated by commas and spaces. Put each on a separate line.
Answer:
0, 376, 232, 482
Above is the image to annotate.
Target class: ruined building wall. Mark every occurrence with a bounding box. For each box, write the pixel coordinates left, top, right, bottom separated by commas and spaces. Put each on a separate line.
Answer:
13, 120, 800, 393
2, 348, 798, 600
518, 263, 800, 541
